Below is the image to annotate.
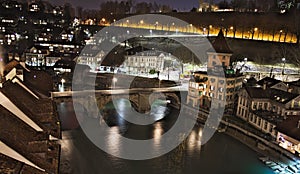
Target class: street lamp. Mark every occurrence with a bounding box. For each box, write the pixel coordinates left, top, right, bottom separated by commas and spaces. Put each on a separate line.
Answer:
282, 58, 286, 75
60, 79, 65, 92
279, 30, 283, 42
112, 77, 117, 88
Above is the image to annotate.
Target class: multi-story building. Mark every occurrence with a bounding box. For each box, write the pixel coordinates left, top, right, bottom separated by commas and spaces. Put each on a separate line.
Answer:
276, 115, 300, 155
25, 46, 50, 67
77, 49, 105, 70
123, 50, 165, 75
237, 78, 300, 155
237, 82, 300, 137
187, 30, 244, 113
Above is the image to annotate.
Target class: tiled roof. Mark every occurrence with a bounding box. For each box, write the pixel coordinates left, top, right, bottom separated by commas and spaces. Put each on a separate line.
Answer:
288, 79, 300, 87
53, 59, 76, 69
0, 79, 60, 173
0, 80, 60, 137
276, 116, 300, 141
126, 45, 150, 55
207, 29, 233, 54
0, 105, 59, 173
245, 86, 299, 104
3, 59, 20, 75
257, 77, 281, 87
251, 110, 284, 125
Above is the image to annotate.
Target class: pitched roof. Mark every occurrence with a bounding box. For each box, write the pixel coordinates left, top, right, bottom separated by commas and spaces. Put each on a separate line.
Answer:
0, 80, 60, 137
257, 77, 281, 87
208, 29, 233, 54
276, 116, 300, 141
245, 86, 299, 104
288, 79, 300, 87
251, 110, 284, 125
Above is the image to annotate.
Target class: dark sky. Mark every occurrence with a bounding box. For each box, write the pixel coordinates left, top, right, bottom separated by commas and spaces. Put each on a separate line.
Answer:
48, 0, 200, 11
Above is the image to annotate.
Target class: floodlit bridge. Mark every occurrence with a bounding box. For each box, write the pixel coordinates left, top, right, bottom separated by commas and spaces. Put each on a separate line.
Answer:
51, 87, 184, 117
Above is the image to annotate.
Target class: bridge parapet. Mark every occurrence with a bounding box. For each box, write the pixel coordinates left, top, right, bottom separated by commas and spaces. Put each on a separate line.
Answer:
52, 88, 182, 116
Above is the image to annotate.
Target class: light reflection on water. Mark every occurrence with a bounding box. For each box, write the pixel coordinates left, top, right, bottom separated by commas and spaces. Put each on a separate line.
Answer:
59, 99, 274, 174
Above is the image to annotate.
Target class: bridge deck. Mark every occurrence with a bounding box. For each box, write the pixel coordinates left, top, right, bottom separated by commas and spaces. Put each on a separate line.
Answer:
51, 87, 186, 98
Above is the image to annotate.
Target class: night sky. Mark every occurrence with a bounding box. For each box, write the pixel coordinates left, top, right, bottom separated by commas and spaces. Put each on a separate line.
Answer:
48, 0, 200, 11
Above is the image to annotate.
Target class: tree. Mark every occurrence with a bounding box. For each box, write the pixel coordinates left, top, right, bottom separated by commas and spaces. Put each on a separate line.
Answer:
218, 0, 230, 9
149, 69, 156, 74
135, 2, 151, 14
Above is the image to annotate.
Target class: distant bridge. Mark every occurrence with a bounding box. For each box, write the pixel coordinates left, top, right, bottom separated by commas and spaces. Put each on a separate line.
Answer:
51, 87, 185, 117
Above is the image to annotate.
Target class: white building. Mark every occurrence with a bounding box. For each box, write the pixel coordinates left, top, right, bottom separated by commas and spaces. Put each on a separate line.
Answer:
123, 50, 165, 75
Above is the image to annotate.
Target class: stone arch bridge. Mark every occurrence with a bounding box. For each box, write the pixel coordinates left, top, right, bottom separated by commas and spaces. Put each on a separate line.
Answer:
51, 88, 183, 118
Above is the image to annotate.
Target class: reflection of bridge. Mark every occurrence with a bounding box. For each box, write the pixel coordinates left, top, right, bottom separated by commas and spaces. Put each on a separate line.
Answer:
51, 87, 184, 116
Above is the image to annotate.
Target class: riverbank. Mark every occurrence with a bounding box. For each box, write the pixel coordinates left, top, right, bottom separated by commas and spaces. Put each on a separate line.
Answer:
182, 104, 298, 172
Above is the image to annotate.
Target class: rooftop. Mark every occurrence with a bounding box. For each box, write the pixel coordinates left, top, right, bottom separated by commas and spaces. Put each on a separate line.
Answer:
207, 29, 233, 54
0, 79, 60, 137
257, 77, 281, 88
276, 116, 300, 141
251, 110, 285, 125
193, 69, 244, 78
245, 86, 299, 104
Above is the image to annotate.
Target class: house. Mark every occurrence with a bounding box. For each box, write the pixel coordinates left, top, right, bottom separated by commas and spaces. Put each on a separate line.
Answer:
0, 61, 60, 173
25, 46, 49, 67
123, 49, 165, 75
257, 77, 289, 92
276, 116, 300, 156
76, 47, 105, 70
288, 79, 300, 94
186, 30, 244, 113
237, 85, 300, 137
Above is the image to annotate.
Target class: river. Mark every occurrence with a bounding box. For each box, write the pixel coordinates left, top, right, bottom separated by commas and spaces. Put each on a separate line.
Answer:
57, 99, 274, 174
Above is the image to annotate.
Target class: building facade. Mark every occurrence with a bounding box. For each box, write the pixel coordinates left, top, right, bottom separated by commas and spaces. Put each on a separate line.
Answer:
187, 30, 244, 113
237, 84, 300, 137
123, 50, 165, 75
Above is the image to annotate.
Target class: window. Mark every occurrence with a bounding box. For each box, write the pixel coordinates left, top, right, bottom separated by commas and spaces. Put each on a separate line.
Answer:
219, 95, 222, 100
210, 86, 215, 91
222, 56, 226, 60
257, 118, 261, 126
269, 126, 273, 133
253, 102, 257, 110
250, 114, 253, 122
219, 88, 224, 92
264, 122, 268, 130
258, 103, 263, 110
210, 78, 216, 83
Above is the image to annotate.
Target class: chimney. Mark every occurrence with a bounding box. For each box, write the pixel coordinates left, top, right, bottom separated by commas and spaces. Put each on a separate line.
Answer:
263, 81, 267, 90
